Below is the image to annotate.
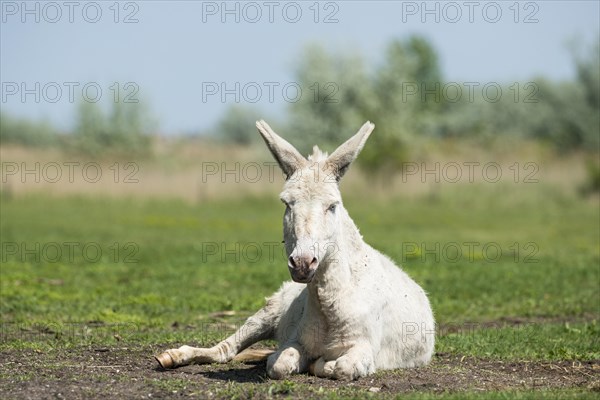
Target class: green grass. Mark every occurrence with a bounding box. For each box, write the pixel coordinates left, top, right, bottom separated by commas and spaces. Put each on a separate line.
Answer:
386, 390, 597, 400
1, 184, 598, 363
437, 321, 599, 361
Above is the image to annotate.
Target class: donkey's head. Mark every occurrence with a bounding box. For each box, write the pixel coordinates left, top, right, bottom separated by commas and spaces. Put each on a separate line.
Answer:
256, 120, 374, 283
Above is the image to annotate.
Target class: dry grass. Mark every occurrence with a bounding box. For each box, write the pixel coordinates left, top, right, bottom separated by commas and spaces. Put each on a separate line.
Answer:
0, 138, 591, 202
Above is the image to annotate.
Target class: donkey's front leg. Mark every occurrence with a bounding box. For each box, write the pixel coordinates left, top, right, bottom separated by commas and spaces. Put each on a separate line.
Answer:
312, 343, 375, 380
155, 344, 222, 368
155, 307, 275, 369
267, 342, 310, 379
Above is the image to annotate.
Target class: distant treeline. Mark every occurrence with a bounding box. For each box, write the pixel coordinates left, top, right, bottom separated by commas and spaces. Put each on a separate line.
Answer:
1, 36, 598, 170
1, 96, 152, 157
217, 36, 599, 173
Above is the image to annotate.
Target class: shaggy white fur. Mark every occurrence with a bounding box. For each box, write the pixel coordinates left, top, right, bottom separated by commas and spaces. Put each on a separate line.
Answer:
155, 121, 435, 380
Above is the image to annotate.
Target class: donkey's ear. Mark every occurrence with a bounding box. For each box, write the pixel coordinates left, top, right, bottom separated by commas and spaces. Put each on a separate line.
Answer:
256, 120, 306, 179
327, 121, 375, 181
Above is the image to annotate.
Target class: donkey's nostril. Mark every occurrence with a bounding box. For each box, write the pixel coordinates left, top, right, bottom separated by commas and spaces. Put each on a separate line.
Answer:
288, 255, 318, 271
288, 256, 297, 269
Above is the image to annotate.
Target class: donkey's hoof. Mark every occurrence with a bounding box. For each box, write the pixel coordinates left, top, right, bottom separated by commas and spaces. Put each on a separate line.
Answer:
155, 352, 175, 369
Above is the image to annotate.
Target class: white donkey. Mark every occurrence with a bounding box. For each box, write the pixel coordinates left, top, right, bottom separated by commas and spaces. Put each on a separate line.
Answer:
155, 121, 435, 380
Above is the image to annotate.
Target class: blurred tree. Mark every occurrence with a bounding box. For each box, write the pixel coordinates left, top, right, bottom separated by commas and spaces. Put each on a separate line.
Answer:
0, 112, 60, 147
289, 36, 442, 173
362, 36, 443, 173
432, 38, 599, 153
288, 43, 376, 155
574, 39, 600, 113
216, 104, 263, 145
572, 38, 600, 150
75, 101, 106, 153
491, 39, 599, 152
73, 99, 152, 157
527, 79, 596, 150
374, 36, 442, 118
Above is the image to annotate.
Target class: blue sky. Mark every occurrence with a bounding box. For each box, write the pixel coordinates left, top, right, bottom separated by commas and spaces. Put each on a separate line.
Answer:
1, 0, 599, 134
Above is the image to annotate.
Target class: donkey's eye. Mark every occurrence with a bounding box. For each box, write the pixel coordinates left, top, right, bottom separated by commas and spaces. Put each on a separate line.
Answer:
327, 203, 337, 213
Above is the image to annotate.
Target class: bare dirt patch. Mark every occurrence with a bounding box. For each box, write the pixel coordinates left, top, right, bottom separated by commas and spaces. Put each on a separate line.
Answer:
1, 346, 598, 399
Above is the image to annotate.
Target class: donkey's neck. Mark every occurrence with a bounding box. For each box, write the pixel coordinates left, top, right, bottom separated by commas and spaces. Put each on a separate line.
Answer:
308, 209, 366, 304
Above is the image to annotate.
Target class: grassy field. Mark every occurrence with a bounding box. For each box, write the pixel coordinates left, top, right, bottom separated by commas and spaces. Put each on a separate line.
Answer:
1, 150, 599, 398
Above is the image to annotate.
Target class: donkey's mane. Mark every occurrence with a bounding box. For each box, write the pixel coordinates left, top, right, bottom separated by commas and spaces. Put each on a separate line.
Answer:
307, 146, 328, 162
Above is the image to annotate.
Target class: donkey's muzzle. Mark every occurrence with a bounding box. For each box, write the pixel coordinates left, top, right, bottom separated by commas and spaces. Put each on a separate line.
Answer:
288, 255, 318, 283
